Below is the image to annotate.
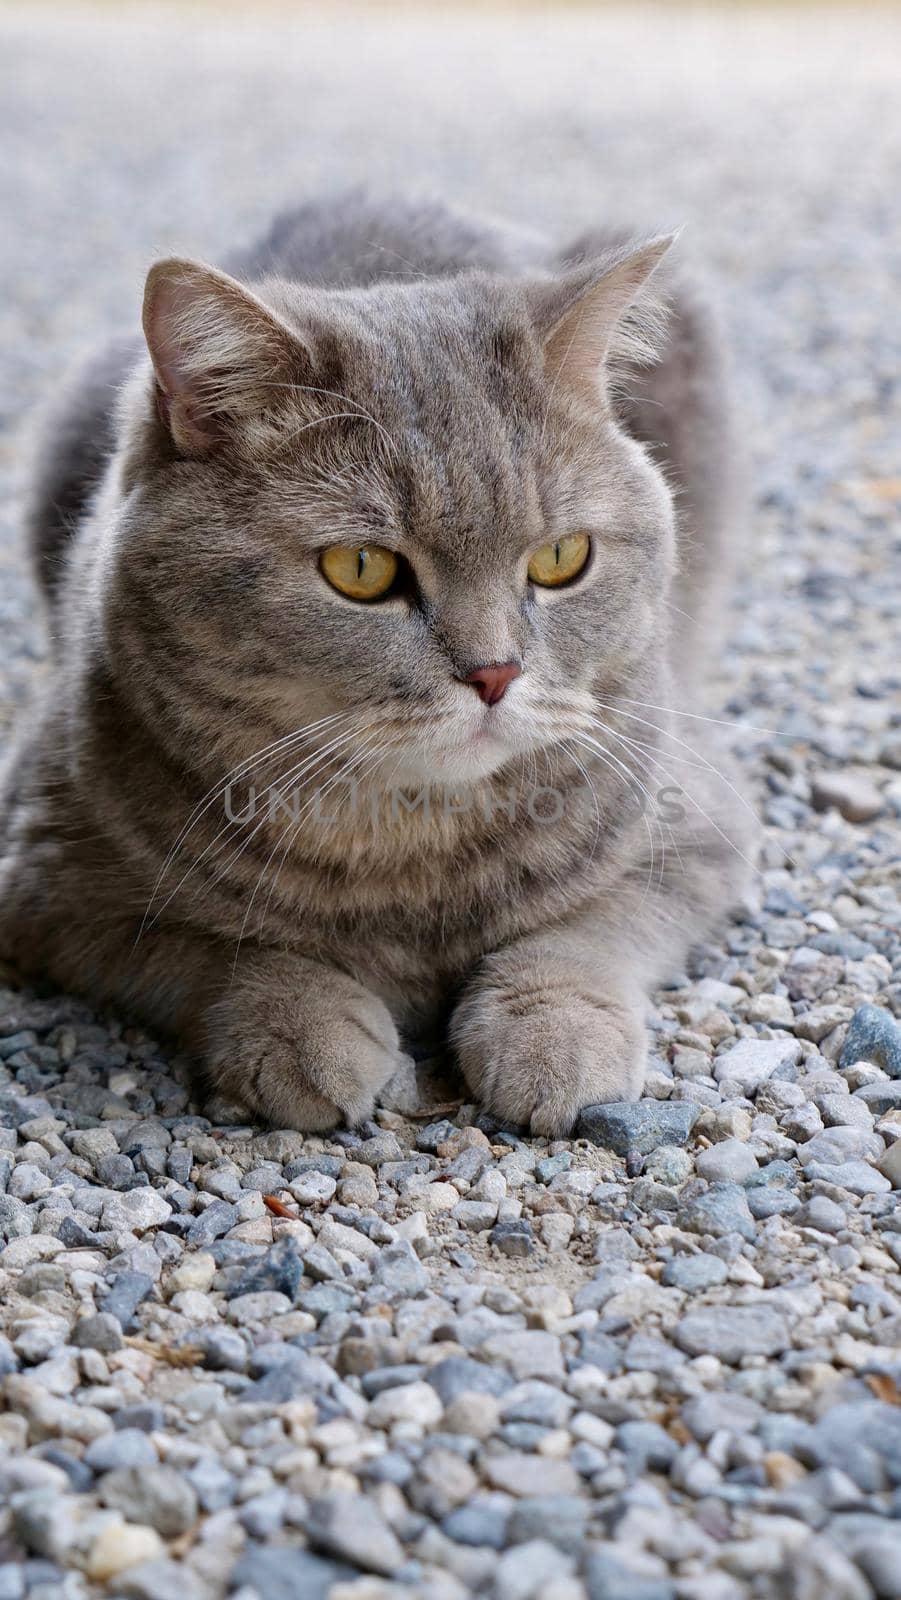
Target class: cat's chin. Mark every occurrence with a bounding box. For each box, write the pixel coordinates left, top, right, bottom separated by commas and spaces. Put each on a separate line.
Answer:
386, 738, 516, 788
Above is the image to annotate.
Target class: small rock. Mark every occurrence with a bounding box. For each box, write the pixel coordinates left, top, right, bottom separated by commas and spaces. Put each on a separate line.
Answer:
661, 1252, 728, 1291
71, 1313, 123, 1353
678, 1183, 757, 1242
306, 1490, 405, 1576
841, 1005, 901, 1078
87, 1521, 165, 1581
99, 1465, 199, 1537
696, 1139, 758, 1185
811, 770, 884, 822
675, 1305, 790, 1362
578, 1100, 699, 1156
713, 1038, 802, 1095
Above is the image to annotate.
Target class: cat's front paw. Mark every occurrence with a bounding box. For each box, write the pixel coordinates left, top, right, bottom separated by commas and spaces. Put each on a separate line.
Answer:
451, 984, 646, 1137
204, 962, 405, 1132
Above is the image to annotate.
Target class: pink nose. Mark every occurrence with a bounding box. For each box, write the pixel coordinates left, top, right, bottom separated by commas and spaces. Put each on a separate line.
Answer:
464, 660, 522, 705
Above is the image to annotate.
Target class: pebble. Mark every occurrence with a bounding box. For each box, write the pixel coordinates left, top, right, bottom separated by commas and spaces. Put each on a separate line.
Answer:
678, 1183, 758, 1242
811, 771, 885, 823
87, 1521, 165, 1581
840, 1005, 901, 1078
578, 1101, 699, 1155
696, 1139, 758, 1185
713, 1038, 802, 1095
675, 1306, 791, 1362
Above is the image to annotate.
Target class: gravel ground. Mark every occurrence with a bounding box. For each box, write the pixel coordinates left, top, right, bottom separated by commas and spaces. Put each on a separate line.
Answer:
1, 5, 901, 1599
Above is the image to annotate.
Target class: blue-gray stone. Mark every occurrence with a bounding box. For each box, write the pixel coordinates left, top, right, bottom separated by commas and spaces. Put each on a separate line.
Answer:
84, 1430, 157, 1473
575, 1330, 622, 1373
586, 1549, 675, 1600
113, 1402, 165, 1433
578, 1100, 699, 1156
840, 1005, 901, 1078
803, 1402, 901, 1491
186, 1457, 236, 1511
535, 1151, 572, 1183
283, 1154, 345, 1180
371, 1239, 429, 1297
186, 1199, 238, 1245
427, 1356, 513, 1404
507, 1494, 589, 1549
0, 1564, 24, 1600
678, 1183, 757, 1241
661, 1253, 728, 1291
489, 1218, 534, 1257
442, 1502, 509, 1549
361, 1365, 426, 1398
616, 1421, 679, 1474
500, 1380, 573, 1428
228, 1237, 303, 1302
302, 1283, 357, 1319
231, 1545, 355, 1600
99, 1271, 154, 1329
414, 1119, 457, 1153
747, 1187, 801, 1219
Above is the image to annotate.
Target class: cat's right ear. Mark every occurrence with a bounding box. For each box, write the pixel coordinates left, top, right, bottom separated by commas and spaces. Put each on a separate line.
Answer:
142, 259, 306, 455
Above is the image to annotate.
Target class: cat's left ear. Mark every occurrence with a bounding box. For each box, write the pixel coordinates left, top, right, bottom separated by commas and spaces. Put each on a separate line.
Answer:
530, 235, 675, 396
142, 258, 308, 455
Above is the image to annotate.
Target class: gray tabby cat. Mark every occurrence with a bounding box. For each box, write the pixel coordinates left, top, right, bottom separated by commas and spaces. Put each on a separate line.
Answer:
0, 193, 750, 1134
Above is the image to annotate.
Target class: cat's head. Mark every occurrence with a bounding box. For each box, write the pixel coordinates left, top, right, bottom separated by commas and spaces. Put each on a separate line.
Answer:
113, 240, 676, 787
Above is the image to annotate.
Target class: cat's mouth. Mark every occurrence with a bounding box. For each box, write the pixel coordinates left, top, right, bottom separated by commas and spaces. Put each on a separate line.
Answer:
383, 694, 558, 787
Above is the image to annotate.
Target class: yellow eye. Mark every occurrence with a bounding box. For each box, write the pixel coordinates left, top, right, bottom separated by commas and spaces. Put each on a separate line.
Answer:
528, 532, 591, 588
320, 544, 399, 601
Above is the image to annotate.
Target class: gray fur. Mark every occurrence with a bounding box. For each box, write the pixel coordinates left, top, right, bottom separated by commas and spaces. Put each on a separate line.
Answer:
1, 192, 750, 1134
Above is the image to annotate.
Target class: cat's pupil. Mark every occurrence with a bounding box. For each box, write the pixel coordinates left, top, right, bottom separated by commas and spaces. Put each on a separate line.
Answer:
554, 542, 561, 566
357, 549, 367, 580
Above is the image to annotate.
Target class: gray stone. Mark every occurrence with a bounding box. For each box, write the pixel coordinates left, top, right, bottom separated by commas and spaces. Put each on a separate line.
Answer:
799, 1195, 849, 1233
675, 1305, 790, 1362
678, 1182, 757, 1242
228, 1236, 303, 1301
682, 1392, 763, 1441
841, 1005, 901, 1078
696, 1138, 758, 1185
585, 1548, 675, 1600
371, 1238, 429, 1296
71, 1312, 123, 1353
615, 1420, 679, 1473
428, 1357, 513, 1405
661, 1252, 729, 1291
713, 1036, 802, 1094
99, 1465, 198, 1536
494, 1539, 575, 1600
805, 1160, 891, 1196
83, 1429, 158, 1472
804, 1402, 901, 1491
490, 1218, 534, 1257
306, 1490, 405, 1575
506, 1494, 588, 1549
185, 1199, 238, 1245
99, 1272, 154, 1329
578, 1100, 699, 1156
442, 1499, 509, 1549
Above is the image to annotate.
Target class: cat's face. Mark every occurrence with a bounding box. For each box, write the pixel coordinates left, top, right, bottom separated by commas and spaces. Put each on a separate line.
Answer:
113, 248, 675, 789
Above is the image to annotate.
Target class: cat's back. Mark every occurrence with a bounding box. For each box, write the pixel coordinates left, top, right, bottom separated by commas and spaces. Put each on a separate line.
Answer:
230, 191, 548, 288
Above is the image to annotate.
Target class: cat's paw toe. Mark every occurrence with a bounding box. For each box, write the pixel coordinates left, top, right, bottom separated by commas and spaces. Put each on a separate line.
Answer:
453, 988, 646, 1138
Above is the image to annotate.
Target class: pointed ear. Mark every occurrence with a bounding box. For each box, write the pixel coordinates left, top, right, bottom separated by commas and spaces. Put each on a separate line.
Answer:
531, 235, 674, 397
142, 258, 307, 455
